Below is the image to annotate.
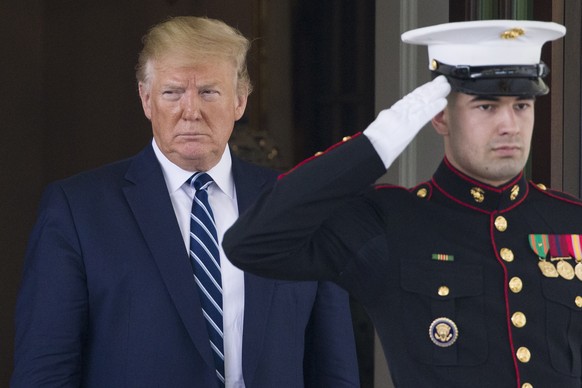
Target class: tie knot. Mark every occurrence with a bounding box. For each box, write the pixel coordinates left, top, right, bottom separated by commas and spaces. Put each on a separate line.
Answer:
188, 172, 213, 191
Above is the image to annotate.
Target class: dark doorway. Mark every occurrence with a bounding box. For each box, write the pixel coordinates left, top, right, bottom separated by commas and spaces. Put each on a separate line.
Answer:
291, 2, 376, 386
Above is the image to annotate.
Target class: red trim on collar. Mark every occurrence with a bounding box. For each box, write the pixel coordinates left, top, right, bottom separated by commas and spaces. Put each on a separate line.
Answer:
431, 177, 529, 215
443, 157, 524, 193
431, 177, 490, 214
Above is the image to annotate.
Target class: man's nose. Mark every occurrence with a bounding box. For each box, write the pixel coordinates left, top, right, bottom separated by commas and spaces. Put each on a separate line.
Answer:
182, 91, 200, 119
498, 106, 519, 134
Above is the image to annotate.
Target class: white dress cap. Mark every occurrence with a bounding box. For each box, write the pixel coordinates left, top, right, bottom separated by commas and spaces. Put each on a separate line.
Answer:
401, 20, 565, 67
401, 20, 566, 96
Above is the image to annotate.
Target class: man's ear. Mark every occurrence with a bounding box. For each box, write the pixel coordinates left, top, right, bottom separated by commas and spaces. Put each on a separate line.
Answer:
431, 109, 449, 136
234, 92, 248, 121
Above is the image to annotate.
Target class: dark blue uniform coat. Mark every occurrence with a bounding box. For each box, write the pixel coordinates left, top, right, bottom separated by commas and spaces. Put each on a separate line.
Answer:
224, 134, 582, 388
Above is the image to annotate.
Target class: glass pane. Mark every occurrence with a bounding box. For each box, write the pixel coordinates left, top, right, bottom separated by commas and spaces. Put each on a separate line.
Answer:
472, 0, 533, 20
476, 0, 499, 19
512, 0, 533, 19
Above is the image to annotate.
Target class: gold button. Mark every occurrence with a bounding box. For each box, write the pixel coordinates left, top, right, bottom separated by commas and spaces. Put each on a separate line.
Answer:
516, 346, 531, 363
430, 59, 438, 70
522, 383, 533, 388
438, 286, 450, 297
536, 183, 547, 190
495, 216, 508, 232
342, 136, 352, 142
576, 296, 582, 308
417, 188, 428, 198
511, 312, 527, 328
500, 248, 514, 262
314, 151, 323, 156
509, 277, 523, 293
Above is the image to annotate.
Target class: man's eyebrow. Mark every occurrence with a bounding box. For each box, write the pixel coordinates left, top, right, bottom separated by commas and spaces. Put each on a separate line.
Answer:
161, 81, 184, 88
197, 80, 222, 89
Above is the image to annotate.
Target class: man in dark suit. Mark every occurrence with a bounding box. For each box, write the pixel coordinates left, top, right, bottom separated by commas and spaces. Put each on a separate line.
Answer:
224, 20, 582, 387
11, 16, 359, 388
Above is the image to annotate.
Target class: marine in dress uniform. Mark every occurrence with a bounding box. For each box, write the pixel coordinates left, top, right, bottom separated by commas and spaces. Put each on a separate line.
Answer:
224, 20, 582, 388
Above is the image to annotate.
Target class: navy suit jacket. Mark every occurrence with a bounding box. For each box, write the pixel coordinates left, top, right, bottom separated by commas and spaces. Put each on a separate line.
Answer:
11, 144, 359, 387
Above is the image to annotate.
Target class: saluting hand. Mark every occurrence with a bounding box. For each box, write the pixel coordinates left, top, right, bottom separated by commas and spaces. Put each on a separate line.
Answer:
364, 75, 450, 169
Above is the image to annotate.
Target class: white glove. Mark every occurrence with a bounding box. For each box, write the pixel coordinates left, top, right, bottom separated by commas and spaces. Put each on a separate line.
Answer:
364, 75, 450, 169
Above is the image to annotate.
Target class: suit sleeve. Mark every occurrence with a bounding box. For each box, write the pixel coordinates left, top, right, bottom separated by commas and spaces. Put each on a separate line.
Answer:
11, 183, 87, 387
303, 281, 360, 388
223, 134, 387, 281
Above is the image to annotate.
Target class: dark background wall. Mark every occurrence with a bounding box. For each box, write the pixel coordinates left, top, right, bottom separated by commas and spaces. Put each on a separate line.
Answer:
0, 0, 257, 384
0, 0, 376, 385
2, 1, 44, 382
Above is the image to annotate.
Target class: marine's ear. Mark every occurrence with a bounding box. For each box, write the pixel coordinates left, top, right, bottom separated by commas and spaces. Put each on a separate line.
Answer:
431, 108, 449, 136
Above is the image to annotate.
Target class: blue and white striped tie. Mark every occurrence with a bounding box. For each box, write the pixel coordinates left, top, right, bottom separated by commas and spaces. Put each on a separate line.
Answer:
188, 172, 225, 387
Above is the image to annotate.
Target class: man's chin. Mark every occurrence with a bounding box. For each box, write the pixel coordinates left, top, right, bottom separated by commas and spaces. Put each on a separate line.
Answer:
174, 149, 221, 171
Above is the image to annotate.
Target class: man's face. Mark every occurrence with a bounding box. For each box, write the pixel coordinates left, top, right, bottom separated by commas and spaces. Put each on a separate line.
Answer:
432, 92, 535, 187
139, 57, 247, 172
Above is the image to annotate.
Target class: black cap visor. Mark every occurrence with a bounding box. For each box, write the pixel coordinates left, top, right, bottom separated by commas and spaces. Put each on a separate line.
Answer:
432, 61, 550, 96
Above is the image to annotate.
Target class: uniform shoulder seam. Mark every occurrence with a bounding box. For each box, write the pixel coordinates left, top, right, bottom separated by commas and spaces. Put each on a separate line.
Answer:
530, 181, 582, 206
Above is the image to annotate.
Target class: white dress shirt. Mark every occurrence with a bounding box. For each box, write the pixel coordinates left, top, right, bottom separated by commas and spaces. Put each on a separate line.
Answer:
152, 140, 245, 388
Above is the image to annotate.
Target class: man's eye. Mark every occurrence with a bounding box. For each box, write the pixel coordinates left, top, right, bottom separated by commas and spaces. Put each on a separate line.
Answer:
478, 104, 492, 111
162, 90, 182, 100
515, 103, 530, 110
201, 90, 220, 100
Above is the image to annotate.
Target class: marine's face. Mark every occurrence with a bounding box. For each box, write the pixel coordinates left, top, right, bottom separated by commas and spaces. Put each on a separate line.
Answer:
432, 92, 535, 187
139, 56, 247, 172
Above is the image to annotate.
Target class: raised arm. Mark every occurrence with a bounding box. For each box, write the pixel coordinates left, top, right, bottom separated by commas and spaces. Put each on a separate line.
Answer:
223, 76, 450, 281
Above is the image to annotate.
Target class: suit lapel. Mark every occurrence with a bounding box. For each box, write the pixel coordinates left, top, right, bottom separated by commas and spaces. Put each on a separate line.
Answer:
123, 145, 215, 370
231, 156, 279, 383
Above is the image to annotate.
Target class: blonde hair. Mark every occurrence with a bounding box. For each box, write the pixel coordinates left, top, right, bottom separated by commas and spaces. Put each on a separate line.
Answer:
136, 16, 252, 96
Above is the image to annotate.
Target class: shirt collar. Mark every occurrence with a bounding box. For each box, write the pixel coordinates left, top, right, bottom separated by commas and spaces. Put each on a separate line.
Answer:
151, 139, 235, 199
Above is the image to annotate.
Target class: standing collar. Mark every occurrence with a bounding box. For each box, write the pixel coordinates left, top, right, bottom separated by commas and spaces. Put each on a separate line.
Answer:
151, 139, 235, 199
431, 158, 529, 213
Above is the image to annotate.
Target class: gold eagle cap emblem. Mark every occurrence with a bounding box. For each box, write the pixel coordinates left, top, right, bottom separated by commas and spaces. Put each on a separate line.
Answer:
501, 27, 525, 40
